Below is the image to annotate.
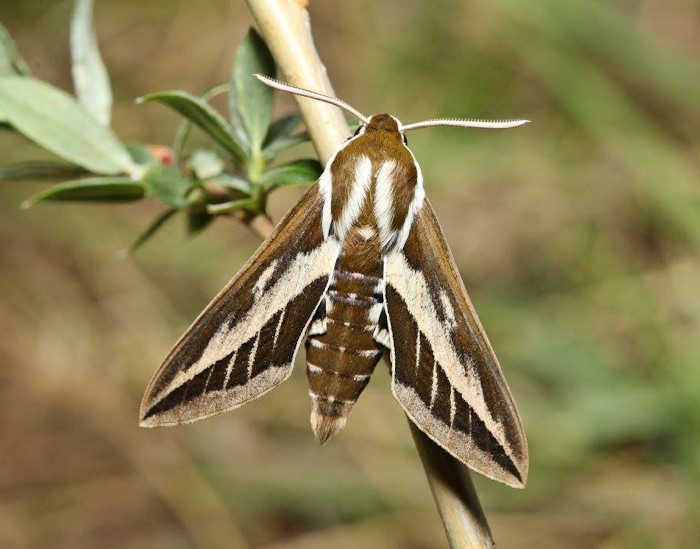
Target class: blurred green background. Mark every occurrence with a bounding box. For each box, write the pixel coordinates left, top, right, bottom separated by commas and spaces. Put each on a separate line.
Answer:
2, 0, 700, 548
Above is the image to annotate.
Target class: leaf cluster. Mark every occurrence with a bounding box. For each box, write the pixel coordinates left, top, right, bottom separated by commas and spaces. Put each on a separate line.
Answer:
0, 1, 322, 252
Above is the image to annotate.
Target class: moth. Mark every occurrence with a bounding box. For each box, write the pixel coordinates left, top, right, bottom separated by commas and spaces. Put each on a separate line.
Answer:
140, 75, 529, 488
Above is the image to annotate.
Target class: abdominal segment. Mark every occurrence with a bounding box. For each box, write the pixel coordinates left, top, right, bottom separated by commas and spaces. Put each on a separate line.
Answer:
305, 248, 387, 444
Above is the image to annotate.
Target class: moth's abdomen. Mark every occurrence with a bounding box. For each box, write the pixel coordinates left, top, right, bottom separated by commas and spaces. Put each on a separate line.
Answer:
305, 132, 417, 444
305, 257, 387, 444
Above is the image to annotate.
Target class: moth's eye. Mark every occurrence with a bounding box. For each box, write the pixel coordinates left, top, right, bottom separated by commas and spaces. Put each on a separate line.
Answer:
344, 126, 363, 142
402, 133, 408, 145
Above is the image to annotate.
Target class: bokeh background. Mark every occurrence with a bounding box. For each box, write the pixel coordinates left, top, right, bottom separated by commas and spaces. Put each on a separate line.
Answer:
2, 1, 700, 548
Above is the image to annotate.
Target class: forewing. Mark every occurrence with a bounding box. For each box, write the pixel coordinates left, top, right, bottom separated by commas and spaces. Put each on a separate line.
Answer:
140, 183, 339, 427
384, 199, 528, 488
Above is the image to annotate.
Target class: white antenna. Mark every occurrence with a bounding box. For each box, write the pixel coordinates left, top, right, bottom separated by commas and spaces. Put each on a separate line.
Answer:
254, 74, 529, 132
401, 118, 530, 131
254, 74, 370, 125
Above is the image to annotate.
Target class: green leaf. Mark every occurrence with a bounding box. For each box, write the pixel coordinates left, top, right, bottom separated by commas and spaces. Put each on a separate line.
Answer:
0, 161, 87, 182
263, 133, 309, 160
259, 159, 322, 188
231, 28, 275, 154
124, 208, 178, 255
70, 0, 112, 126
141, 164, 192, 208
0, 23, 31, 76
263, 114, 302, 146
0, 76, 136, 175
262, 114, 310, 159
139, 91, 246, 161
22, 176, 144, 207
207, 197, 258, 215
188, 149, 224, 179
205, 173, 251, 194
173, 83, 230, 160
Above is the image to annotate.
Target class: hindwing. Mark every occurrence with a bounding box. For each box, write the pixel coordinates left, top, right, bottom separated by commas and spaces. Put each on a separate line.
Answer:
384, 199, 528, 488
140, 183, 340, 427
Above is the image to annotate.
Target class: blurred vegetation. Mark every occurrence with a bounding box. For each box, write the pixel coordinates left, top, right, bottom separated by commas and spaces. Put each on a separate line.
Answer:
0, 3, 322, 251
1, 1, 699, 548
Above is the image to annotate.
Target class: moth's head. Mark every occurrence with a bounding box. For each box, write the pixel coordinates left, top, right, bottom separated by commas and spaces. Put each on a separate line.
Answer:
253, 74, 529, 137
358, 113, 405, 143
365, 113, 401, 133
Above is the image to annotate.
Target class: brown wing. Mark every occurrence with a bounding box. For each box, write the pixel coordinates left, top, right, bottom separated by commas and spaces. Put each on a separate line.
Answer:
140, 183, 340, 427
383, 199, 528, 488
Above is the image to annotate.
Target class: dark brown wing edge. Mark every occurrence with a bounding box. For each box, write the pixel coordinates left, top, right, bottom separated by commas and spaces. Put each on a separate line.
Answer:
140, 183, 339, 427
383, 199, 528, 488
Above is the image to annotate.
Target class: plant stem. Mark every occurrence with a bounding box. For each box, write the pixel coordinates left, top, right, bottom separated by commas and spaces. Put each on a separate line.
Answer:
410, 422, 495, 549
245, 0, 348, 161
243, 1, 497, 547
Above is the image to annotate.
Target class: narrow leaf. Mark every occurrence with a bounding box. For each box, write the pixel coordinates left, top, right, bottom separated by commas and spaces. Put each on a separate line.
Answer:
124, 208, 178, 255
173, 83, 230, 160
263, 114, 302, 147
141, 164, 192, 208
188, 149, 224, 179
22, 176, 144, 207
70, 0, 112, 126
207, 197, 257, 215
0, 161, 87, 182
139, 91, 246, 161
231, 28, 275, 154
0, 23, 31, 76
0, 76, 136, 175
259, 159, 322, 187
262, 133, 309, 160
262, 114, 310, 159
205, 173, 251, 194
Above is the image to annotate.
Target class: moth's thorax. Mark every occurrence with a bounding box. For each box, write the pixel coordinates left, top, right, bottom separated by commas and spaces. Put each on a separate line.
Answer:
322, 113, 424, 252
